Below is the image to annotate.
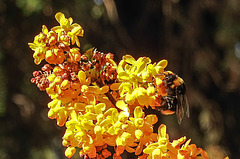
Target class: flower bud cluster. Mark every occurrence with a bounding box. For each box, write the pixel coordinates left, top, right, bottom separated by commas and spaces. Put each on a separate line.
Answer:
31, 64, 52, 91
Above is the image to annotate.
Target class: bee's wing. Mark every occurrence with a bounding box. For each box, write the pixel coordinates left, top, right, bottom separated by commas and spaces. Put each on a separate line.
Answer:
176, 94, 190, 124
176, 94, 184, 124
184, 95, 190, 118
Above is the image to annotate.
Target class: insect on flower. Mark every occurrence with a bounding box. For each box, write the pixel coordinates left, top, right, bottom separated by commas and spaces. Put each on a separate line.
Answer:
158, 71, 190, 124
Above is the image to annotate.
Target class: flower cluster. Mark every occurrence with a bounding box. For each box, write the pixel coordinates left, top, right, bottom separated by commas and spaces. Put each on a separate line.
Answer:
115, 55, 168, 110
143, 124, 209, 158
29, 12, 228, 159
62, 106, 158, 158
29, 12, 83, 65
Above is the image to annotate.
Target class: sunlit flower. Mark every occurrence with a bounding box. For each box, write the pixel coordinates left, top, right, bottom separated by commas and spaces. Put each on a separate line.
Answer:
67, 48, 81, 62
28, 25, 67, 64
28, 25, 48, 64
117, 55, 168, 109
52, 12, 84, 47
143, 124, 170, 158
177, 139, 209, 159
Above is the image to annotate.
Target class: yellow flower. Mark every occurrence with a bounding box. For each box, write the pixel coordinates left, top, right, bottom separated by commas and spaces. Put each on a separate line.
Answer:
28, 25, 48, 64
171, 136, 187, 149
67, 48, 81, 62
177, 139, 209, 159
143, 124, 169, 158
47, 99, 68, 126
32, 46, 46, 65
116, 132, 135, 147
117, 55, 151, 82
52, 12, 84, 47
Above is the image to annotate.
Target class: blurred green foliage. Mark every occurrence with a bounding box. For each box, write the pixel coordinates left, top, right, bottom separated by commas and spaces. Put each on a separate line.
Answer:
0, 0, 240, 158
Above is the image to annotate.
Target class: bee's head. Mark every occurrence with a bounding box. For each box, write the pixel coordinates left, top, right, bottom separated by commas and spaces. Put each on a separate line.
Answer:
164, 72, 177, 83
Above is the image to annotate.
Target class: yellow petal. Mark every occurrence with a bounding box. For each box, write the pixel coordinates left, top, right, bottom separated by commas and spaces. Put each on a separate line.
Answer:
145, 114, 158, 125
65, 147, 76, 158
147, 86, 155, 96
69, 110, 78, 120
60, 80, 70, 89
143, 147, 154, 154
135, 118, 144, 128
118, 111, 129, 122
54, 76, 62, 84
116, 100, 129, 112
135, 141, 143, 156
134, 106, 143, 118
51, 26, 62, 33
78, 70, 86, 83
55, 12, 65, 24
158, 124, 167, 138
100, 85, 109, 94
123, 55, 136, 64
96, 103, 106, 112
119, 82, 132, 93
126, 146, 135, 153
157, 59, 168, 68
110, 83, 121, 90
155, 78, 163, 86
28, 43, 36, 50
171, 136, 186, 148
142, 71, 151, 82
75, 37, 80, 47
118, 72, 130, 81
104, 108, 118, 122
135, 57, 151, 73
152, 149, 161, 159
71, 25, 81, 34
42, 25, 48, 34
68, 17, 73, 24
88, 86, 100, 94
57, 109, 68, 126
107, 126, 115, 135
74, 103, 86, 111
48, 99, 60, 108
182, 139, 191, 149
155, 66, 164, 74
117, 60, 125, 73
135, 129, 143, 140
125, 93, 135, 105
99, 117, 114, 127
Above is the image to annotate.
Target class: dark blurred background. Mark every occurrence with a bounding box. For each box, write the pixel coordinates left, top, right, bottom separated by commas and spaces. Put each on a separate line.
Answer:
1, 0, 240, 158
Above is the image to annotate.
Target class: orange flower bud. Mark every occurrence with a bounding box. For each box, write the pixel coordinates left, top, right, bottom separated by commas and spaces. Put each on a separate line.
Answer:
65, 147, 76, 158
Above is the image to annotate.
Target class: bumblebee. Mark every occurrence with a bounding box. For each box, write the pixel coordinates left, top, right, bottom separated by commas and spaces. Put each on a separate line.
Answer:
159, 71, 190, 124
